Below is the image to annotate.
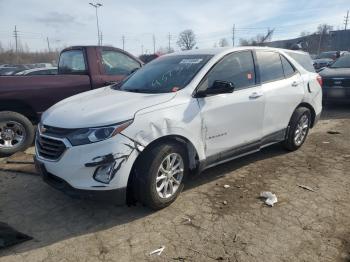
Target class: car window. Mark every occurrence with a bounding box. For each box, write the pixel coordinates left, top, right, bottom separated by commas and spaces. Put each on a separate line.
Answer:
118, 55, 212, 93
330, 55, 350, 68
256, 51, 284, 83
280, 55, 295, 77
58, 50, 86, 74
285, 51, 315, 72
201, 51, 256, 90
102, 50, 140, 75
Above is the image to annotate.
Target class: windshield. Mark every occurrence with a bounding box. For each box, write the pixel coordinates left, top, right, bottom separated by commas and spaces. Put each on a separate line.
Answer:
116, 54, 213, 93
330, 55, 350, 68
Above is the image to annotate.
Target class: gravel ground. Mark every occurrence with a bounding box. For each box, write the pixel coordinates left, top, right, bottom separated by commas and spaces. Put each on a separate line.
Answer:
0, 105, 349, 262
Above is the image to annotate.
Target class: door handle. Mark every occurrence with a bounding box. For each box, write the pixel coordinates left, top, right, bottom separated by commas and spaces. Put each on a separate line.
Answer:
292, 81, 299, 87
249, 92, 263, 99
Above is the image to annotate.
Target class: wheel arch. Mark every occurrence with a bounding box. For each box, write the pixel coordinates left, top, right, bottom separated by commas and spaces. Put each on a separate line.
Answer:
125, 134, 200, 205
296, 102, 316, 128
0, 100, 38, 124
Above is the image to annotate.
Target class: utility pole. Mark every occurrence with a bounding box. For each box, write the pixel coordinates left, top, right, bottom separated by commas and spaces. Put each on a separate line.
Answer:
141, 44, 144, 55
232, 24, 235, 47
168, 33, 171, 53
99, 31, 103, 45
46, 37, 51, 52
14, 25, 18, 54
345, 10, 349, 31
89, 2, 103, 45
153, 34, 156, 54
122, 35, 125, 50
13, 25, 19, 62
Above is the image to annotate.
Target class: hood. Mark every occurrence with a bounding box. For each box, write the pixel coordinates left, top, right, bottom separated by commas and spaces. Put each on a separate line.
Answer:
319, 67, 350, 78
42, 86, 176, 128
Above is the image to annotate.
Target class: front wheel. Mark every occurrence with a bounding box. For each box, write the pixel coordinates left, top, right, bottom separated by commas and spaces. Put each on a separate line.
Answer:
0, 111, 35, 156
134, 142, 188, 210
283, 107, 311, 151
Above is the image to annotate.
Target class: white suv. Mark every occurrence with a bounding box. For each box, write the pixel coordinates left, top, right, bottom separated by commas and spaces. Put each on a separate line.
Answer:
35, 47, 322, 209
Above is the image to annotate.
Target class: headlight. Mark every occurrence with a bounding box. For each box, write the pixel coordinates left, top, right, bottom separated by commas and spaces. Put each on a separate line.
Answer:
67, 119, 133, 146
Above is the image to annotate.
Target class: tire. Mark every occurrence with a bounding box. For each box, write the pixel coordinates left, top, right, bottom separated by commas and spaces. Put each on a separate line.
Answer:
0, 111, 35, 156
134, 142, 188, 210
283, 107, 311, 151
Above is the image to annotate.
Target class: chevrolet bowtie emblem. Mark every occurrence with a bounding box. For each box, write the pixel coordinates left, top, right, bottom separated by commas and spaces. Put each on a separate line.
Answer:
40, 125, 47, 133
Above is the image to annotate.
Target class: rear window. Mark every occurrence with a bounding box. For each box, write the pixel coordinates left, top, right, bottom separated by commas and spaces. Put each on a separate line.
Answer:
281, 55, 296, 77
286, 51, 315, 72
256, 51, 284, 83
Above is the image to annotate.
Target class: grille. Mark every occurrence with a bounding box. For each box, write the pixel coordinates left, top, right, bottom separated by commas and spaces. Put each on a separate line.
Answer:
42, 125, 76, 138
36, 135, 66, 160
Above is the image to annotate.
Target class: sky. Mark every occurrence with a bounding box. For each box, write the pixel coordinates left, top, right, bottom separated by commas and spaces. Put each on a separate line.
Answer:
0, 0, 349, 55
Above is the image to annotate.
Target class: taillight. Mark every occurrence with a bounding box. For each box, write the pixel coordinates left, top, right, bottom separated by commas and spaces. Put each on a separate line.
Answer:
316, 75, 323, 87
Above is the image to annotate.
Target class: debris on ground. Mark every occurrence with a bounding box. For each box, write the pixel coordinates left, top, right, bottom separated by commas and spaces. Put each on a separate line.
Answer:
260, 192, 278, 207
223, 184, 230, 189
223, 201, 228, 205
6, 160, 34, 164
298, 184, 316, 192
327, 130, 341, 135
149, 246, 165, 256
322, 141, 330, 144
0, 222, 32, 249
181, 216, 191, 223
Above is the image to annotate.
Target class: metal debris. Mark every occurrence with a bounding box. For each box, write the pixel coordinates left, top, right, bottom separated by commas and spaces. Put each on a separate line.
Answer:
260, 192, 278, 207
322, 141, 330, 144
150, 246, 165, 256
181, 216, 191, 223
298, 184, 315, 192
223, 185, 230, 189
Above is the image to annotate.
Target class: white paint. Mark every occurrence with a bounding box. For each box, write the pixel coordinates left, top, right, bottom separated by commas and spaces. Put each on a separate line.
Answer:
38, 47, 322, 193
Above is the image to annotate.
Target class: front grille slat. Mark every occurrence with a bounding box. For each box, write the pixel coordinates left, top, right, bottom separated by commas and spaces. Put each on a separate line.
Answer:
36, 129, 67, 160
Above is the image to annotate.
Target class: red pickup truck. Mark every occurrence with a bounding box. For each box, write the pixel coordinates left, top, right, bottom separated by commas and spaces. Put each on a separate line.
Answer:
0, 46, 142, 155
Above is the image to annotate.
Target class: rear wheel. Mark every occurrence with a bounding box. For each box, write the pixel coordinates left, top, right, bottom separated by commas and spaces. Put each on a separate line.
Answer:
134, 142, 188, 210
283, 107, 311, 151
0, 111, 35, 156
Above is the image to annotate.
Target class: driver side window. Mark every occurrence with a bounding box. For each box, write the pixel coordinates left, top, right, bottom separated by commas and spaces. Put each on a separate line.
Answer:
200, 51, 256, 90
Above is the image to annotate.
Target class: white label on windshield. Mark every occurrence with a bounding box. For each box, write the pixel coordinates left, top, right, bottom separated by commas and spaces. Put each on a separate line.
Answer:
180, 58, 203, 64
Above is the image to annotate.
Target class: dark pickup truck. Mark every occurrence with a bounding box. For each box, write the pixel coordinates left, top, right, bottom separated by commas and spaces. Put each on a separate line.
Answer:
0, 46, 142, 155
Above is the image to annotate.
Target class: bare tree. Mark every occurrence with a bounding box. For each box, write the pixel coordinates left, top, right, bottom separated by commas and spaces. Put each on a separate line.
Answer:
317, 24, 333, 35
218, 38, 229, 47
239, 28, 274, 46
177, 30, 196, 50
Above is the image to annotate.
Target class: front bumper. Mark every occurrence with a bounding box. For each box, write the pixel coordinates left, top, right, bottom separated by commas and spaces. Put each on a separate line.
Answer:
35, 156, 127, 204
35, 132, 141, 196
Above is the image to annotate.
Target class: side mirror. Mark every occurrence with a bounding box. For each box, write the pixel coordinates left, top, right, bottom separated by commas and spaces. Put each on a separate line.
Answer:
197, 80, 235, 97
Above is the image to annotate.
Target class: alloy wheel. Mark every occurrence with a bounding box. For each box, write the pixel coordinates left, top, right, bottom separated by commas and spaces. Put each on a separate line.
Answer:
156, 153, 184, 199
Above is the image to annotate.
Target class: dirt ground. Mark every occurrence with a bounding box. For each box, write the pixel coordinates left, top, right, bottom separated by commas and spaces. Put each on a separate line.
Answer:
0, 105, 350, 262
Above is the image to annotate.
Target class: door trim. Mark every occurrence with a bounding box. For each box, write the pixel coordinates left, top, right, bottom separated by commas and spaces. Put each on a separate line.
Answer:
198, 128, 287, 172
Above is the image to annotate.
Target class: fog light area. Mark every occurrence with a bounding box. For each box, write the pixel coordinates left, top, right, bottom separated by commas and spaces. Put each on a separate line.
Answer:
93, 162, 116, 184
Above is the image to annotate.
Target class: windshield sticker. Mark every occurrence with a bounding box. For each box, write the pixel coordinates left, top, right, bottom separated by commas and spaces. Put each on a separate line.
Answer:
180, 58, 203, 64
